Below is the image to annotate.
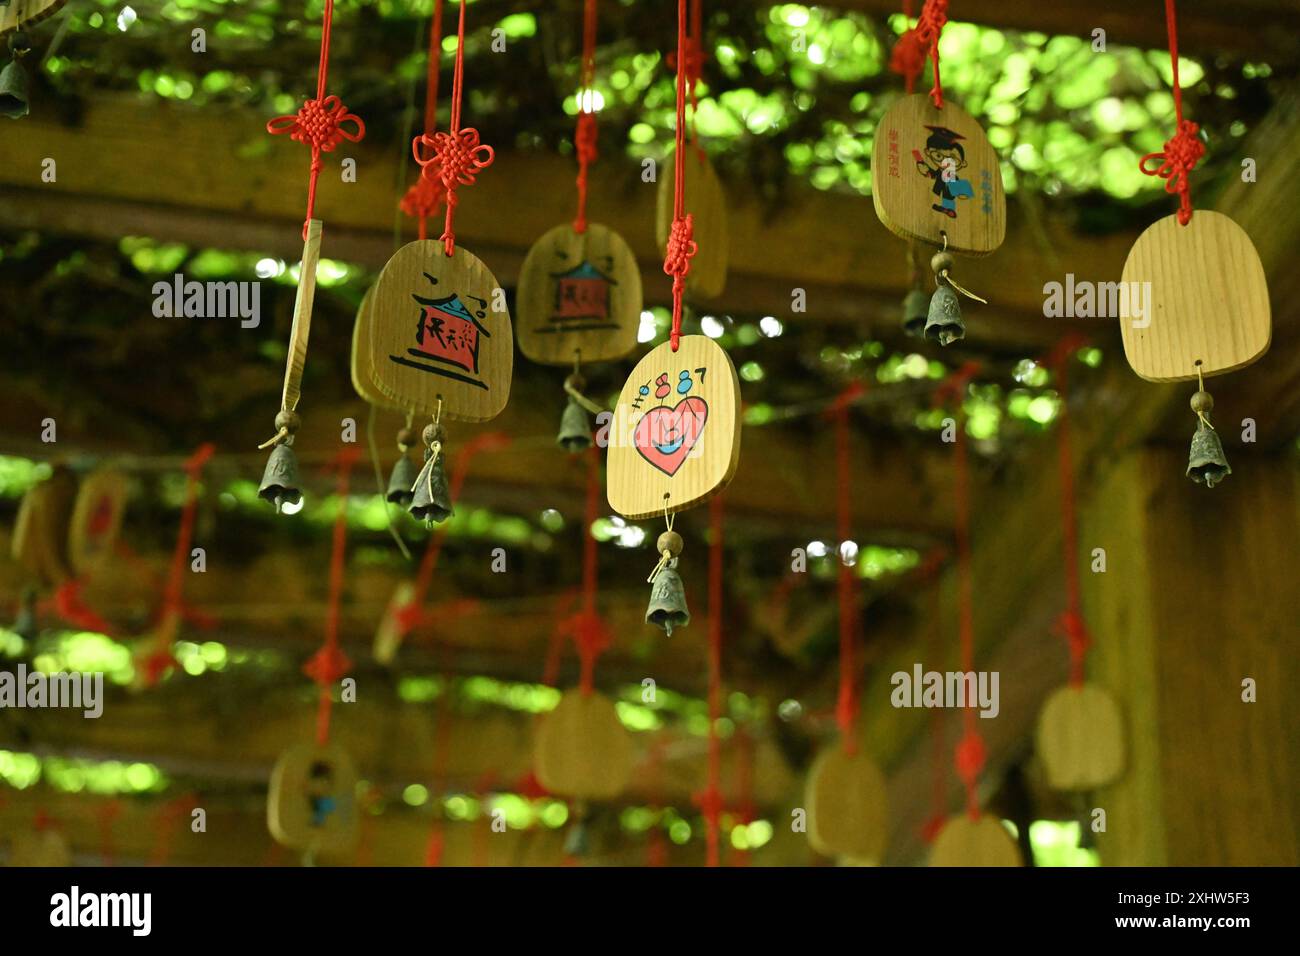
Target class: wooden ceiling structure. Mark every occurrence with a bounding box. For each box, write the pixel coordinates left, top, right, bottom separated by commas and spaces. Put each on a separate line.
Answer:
1, 0, 1298, 866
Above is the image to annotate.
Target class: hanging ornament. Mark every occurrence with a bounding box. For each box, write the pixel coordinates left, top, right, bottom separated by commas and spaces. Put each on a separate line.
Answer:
258, 0, 365, 512
11, 463, 75, 587
66, 467, 128, 577
516, 0, 641, 453
0, 28, 31, 119
1120, 1, 1269, 487
534, 690, 634, 801
654, 0, 727, 300
873, 1, 1001, 346
267, 741, 360, 858
1035, 340, 1126, 793
929, 813, 1022, 866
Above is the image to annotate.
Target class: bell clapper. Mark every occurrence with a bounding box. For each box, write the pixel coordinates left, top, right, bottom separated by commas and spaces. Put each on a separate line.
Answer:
257, 409, 303, 514
645, 503, 690, 636
1187, 364, 1231, 488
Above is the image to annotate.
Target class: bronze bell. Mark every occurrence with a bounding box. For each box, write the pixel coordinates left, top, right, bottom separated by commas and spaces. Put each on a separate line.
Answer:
924, 283, 965, 346
385, 452, 418, 507
409, 446, 453, 525
646, 560, 689, 635
557, 396, 592, 453
1, 32, 30, 120
258, 442, 302, 513
1187, 418, 1231, 488
902, 289, 929, 338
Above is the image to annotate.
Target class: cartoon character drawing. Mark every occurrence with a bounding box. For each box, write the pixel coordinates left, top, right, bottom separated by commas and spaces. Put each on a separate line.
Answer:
912, 125, 975, 219
543, 259, 618, 333
389, 272, 492, 390
305, 761, 337, 828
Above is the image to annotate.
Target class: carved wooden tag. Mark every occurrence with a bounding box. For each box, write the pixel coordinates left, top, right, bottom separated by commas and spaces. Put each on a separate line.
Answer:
872, 94, 1005, 256
267, 741, 359, 855
368, 241, 513, 423
606, 335, 741, 520
68, 468, 129, 576
655, 149, 728, 299
805, 745, 889, 862
349, 285, 390, 408
12, 466, 76, 586
929, 813, 1023, 866
1036, 683, 1125, 792
1119, 211, 1271, 382
1, 0, 68, 38
534, 689, 634, 800
516, 222, 642, 366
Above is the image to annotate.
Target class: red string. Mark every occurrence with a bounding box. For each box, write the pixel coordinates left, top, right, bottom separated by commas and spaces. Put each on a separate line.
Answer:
267, 0, 365, 239
693, 492, 726, 866
1139, 0, 1203, 225
558, 448, 611, 695
830, 381, 866, 751
402, 0, 447, 239
411, 0, 495, 257
48, 579, 112, 634
305, 447, 361, 746
664, 0, 699, 353
889, 0, 923, 94
894, 0, 948, 107
1048, 337, 1092, 688
572, 0, 600, 233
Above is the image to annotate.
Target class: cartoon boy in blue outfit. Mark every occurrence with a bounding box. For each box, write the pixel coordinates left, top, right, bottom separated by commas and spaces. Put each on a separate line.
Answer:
912, 125, 975, 218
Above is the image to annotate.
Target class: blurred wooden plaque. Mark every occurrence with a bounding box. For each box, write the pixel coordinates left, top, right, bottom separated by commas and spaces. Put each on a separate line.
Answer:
656, 149, 728, 299
516, 222, 642, 366
267, 741, 359, 856
368, 241, 512, 423
805, 744, 889, 862
929, 813, 1023, 867
534, 689, 634, 800
1037, 683, 1125, 792
606, 335, 741, 520
872, 94, 1005, 256
68, 468, 128, 576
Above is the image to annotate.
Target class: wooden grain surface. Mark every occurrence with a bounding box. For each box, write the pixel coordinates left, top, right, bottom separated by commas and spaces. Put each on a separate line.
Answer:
805, 744, 889, 862
929, 813, 1024, 866
533, 689, 635, 800
872, 94, 1006, 256
516, 222, 642, 366
655, 149, 729, 300
368, 240, 513, 423
1119, 211, 1271, 382
606, 335, 741, 520
1036, 682, 1126, 792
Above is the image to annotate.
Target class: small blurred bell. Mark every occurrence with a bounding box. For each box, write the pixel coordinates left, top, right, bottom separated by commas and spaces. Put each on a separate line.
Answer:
902, 289, 929, 338
563, 818, 590, 858
646, 562, 689, 636
385, 453, 418, 506
409, 426, 453, 525
258, 442, 302, 513
557, 397, 593, 453
1187, 416, 1230, 488
924, 283, 965, 346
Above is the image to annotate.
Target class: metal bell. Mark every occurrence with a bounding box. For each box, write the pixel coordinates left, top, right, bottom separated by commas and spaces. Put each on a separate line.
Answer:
902, 289, 929, 338
557, 397, 593, 454
385, 453, 418, 506
924, 283, 965, 346
408, 447, 453, 525
1187, 418, 1231, 488
258, 442, 302, 513
645, 561, 689, 635
0, 57, 27, 120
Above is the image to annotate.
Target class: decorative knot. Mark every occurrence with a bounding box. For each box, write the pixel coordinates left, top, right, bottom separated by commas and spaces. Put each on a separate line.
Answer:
954, 728, 986, 788
692, 784, 726, 826
662, 214, 697, 279
915, 0, 949, 46
414, 128, 495, 198
401, 171, 447, 222
303, 642, 353, 686
1140, 119, 1205, 225
889, 28, 926, 86
666, 38, 708, 87
560, 608, 613, 664
574, 111, 599, 165
267, 94, 365, 159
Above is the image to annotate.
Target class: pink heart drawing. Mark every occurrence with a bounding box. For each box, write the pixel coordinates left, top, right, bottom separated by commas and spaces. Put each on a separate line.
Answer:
634, 396, 709, 477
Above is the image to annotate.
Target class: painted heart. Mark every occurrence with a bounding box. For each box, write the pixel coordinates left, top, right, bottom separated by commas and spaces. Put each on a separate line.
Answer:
634, 396, 708, 477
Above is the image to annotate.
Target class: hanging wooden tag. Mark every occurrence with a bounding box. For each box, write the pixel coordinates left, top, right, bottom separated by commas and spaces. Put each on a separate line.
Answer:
805, 745, 889, 862
534, 689, 635, 800
871, 94, 1005, 256
12, 466, 76, 586
368, 240, 513, 423
1036, 683, 1125, 792
267, 741, 360, 855
373, 581, 416, 666
516, 222, 642, 366
67, 468, 129, 577
929, 813, 1023, 866
606, 335, 741, 520
1119, 211, 1271, 382
655, 149, 728, 299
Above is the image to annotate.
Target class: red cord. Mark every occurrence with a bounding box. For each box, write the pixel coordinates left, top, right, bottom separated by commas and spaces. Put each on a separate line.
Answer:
830, 381, 866, 752
402, 0, 448, 239
890, 0, 923, 94
561, 448, 611, 695
1139, 0, 1203, 225
890, 0, 948, 107
949, 399, 985, 820
663, 0, 699, 353
573, 0, 599, 233
267, 0, 365, 239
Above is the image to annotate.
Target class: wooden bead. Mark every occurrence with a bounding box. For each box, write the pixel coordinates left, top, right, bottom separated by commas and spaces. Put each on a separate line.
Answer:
274, 409, 301, 434
421, 423, 444, 447
930, 251, 954, 275
657, 530, 683, 556
396, 427, 415, 450
1190, 390, 1214, 414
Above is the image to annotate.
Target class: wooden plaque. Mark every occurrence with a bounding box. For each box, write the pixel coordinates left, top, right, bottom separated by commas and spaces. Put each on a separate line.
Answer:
67, 468, 129, 576
373, 581, 416, 666
872, 94, 1006, 256
267, 741, 360, 855
1036, 683, 1125, 792
349, 285, 391, 409
805, 745, 889, 862
516, 222, 642, 366
368, 241, 513, 423
929, 813, 1023, 867
655, 149, 728, 299
606, 335, 741, 520
534, 689, 635, 800
1, 0, 68, 37
12, 467, 76, 586
1119, 211, 1271, 382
